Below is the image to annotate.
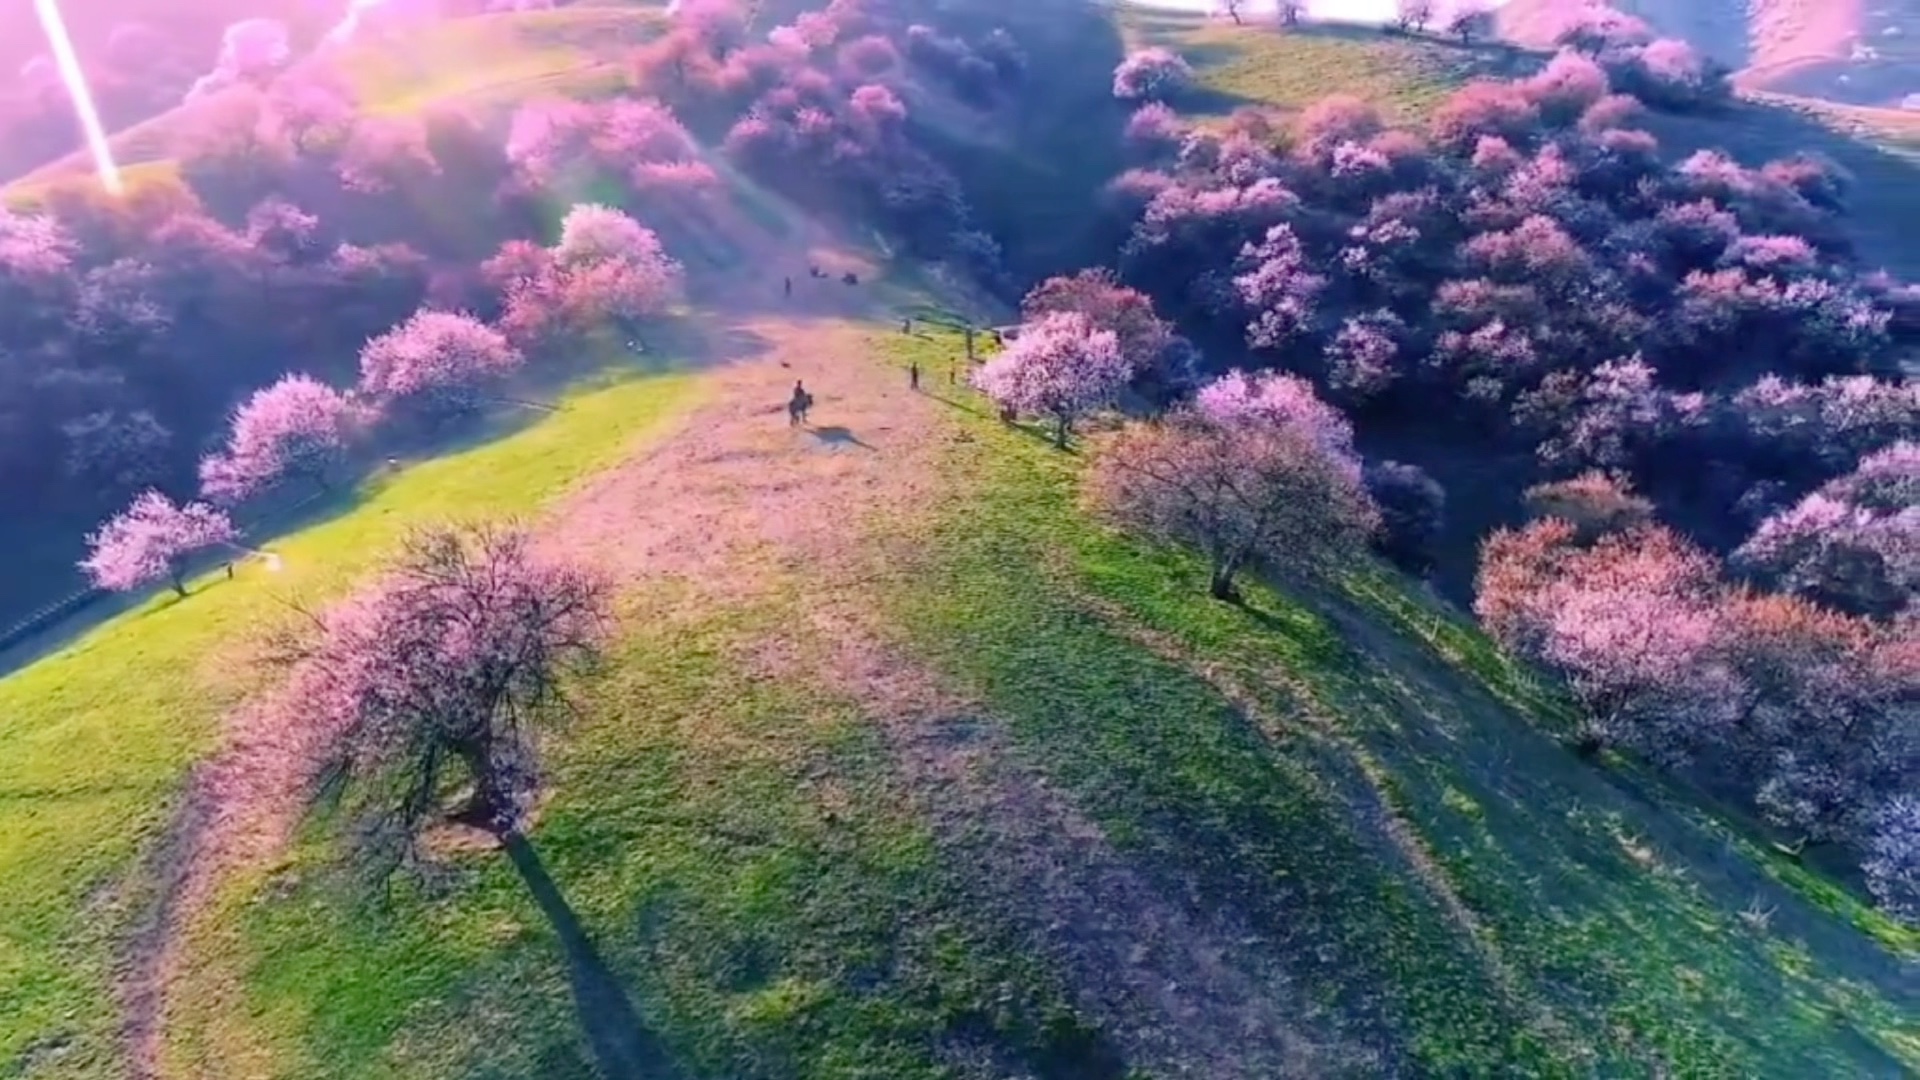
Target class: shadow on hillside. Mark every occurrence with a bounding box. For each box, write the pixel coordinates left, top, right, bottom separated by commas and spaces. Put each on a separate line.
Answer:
1646, 98, 1920, 278
505, 836, 687, 1080
1274, 578, 1918, 1067
0, 327, 747, 680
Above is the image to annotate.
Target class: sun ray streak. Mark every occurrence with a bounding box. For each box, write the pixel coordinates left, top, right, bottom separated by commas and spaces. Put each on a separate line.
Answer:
33, 0, 123, 195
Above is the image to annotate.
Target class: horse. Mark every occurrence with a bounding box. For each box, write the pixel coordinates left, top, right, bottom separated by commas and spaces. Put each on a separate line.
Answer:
788, 387, 813, 426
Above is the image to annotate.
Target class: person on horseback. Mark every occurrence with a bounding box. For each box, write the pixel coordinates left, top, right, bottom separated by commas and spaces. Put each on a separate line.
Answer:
788, 380, 813, 426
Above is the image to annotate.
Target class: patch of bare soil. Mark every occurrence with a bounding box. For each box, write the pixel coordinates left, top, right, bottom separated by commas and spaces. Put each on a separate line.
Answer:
552, 319, 1366, 1077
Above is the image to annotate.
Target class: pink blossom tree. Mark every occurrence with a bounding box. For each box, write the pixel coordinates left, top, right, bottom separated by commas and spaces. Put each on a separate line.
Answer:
499, 203, 686, 343
1235, 223, 1325, 351
275, 524, 609, 872
200, 374, 362, 504
81, 490, 237, 596
971, 312, 1129, 447
185, 19, 291, 101
358, 310, 525, 418
1477, 520, 1744, 759
1087, 406, 1378, 600
1112, 48, 1193, 102
1021, 268, 1180, 379
1193, 368, 1362, 482
1735, 441, 1918, 620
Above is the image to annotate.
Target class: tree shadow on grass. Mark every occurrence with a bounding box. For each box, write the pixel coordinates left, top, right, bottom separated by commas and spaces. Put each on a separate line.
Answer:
504, 836, 686, 1080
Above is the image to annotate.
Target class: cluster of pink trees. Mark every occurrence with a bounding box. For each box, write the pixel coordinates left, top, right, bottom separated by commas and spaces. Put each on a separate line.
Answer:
1478, 503, 1916, 919
1086, 5, 1914, 921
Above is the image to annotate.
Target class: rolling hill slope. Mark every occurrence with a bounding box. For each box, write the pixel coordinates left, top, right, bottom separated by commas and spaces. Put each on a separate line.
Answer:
5, 297, 1913, 1078
0, 5, 1915, 1079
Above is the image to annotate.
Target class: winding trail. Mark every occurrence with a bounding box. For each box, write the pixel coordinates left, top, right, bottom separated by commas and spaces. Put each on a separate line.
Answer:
554, 316, 1364, 1077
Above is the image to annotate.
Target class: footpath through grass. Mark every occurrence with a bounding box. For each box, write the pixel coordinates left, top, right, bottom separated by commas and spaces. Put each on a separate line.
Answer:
871, 327, 1919, 1076
37, 324, 1915, 1078
0, 366, 700, 1080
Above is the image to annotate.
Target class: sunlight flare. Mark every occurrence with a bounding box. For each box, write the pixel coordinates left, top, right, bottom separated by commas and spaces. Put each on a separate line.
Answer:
31, 0, 122, 195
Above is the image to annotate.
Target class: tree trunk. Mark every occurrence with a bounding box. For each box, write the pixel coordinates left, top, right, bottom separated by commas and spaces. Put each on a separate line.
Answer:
1208, 559, 1241, 602
1054, 413, 1069, 449
965, 327, 976, 358
169, 564, 187, 597
454, 739, 513, 837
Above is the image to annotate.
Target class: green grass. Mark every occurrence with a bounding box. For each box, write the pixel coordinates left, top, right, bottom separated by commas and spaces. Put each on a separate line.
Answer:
5, 320, 1914, 1078
0, 364, 701, 1080
1116, 10, 1519, 121
864, 327, 1918, 1076
167, 599, 1106, 1079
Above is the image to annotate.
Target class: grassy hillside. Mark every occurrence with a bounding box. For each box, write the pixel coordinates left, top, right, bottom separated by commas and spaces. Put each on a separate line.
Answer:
2, 7, 1917, 1079
5, 310, 1914, 1078
1119, 10, 1520, 121
4, 4, 659, 197
0, 357, 703, 1079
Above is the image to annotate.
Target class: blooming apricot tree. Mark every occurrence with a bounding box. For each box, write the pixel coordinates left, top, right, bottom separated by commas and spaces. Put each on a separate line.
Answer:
200, 374, 360, 503
1087, 407, 1378, 600
81, 490, 236, 596
358, 310, 524, 418
1112, 48, 1193, 102
278, 525, 609, 874
971, 312, 1129, 447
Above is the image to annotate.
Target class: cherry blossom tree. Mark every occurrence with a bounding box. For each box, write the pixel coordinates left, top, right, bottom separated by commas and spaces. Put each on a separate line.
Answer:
1476, 520, 1744, 760
1193, 368, 1362, 483
185, 19, 291, 101
1735, 441, 1918, 620
358, 310, 525, 418
1088, 407, 1378, 600
494, 204, 684, 349
1112, 48, 1193, 103
1235, 223, 1325, 351
1021, 268, 1185, 385
81, 490, 237, 596
276, 524, 609, 876
971, 312, 1129, 447
200, 375, 362, 504
1394, 0, 1435, 33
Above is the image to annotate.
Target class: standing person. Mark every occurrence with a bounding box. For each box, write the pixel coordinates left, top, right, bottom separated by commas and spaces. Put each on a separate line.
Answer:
783, 276, 793, 299
909, 361, 920, 391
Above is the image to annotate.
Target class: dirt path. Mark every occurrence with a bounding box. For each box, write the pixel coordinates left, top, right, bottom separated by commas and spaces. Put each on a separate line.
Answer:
118, 694, 355, 1079
553, 316, 1363, 1078
126, 308, 1357, 1078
